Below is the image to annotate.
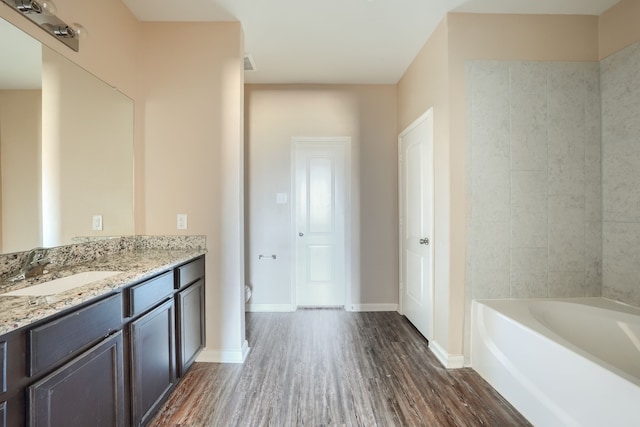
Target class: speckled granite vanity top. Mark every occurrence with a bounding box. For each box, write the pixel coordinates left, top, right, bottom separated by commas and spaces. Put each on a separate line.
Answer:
0, 236, 206, 335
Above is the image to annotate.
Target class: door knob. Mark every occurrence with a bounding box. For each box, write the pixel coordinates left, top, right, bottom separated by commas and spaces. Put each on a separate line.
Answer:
299, 232, 304, 237
420, 237, 429, 245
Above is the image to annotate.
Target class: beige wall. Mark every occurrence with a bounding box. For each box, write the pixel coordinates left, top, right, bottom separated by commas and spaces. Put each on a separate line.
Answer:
41, 48, 134, 246
1, 6, 246, 359
599, 0, 640, 59
0, 90, 41, 252
245, 84, 398, 309
140, 22, 246, 360
396, 19, 455, 358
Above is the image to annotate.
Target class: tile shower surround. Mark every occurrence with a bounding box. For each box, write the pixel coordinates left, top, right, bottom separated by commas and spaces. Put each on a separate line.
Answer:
601, 41, 640, 307
468, 41, 640, 310
467, 61, 602, 301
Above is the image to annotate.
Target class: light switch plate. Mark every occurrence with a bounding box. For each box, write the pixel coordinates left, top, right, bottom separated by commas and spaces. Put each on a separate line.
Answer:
276, 193, 288, 204
177, 214, 188, 230
92, 215, 103, 231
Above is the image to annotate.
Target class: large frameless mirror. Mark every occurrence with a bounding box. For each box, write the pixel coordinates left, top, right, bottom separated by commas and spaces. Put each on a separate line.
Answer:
0, 16, 134, 253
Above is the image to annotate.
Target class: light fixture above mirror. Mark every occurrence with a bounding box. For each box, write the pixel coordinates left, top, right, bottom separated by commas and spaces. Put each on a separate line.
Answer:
15, 0, 56, 15
1, 0, 83, 51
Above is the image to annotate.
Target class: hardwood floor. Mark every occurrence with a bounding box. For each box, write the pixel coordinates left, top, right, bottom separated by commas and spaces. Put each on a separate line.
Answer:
149, 310, 530, 426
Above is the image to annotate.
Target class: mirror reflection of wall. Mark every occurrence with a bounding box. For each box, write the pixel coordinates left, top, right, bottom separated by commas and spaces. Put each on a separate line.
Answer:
0, 17, 134, 254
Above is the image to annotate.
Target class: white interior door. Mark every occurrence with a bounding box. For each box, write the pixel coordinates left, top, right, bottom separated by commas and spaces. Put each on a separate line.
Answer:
293, 139, 346, 307
399, 109, 434, 340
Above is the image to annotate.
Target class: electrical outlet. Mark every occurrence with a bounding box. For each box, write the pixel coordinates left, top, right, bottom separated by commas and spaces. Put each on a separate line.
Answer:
276, 193, 288, 204
177, 214, 188, 230
92, 215, 103, 231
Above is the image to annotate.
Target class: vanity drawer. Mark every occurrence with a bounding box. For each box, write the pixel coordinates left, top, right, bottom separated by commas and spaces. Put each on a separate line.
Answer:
127, 271, 174, 317
28, 293, 122, 377
176, 257, 205, 289
0, 342, 5, 394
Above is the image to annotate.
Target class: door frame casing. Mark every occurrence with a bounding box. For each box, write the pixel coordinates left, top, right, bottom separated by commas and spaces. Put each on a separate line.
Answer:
290, 136, 352, 310
397, 108, 435, 338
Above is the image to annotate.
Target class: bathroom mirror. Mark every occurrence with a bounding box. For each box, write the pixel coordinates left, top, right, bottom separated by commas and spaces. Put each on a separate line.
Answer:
0, 16, 134, 254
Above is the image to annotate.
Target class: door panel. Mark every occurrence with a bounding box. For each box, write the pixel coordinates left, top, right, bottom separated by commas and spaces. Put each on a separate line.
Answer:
294, 139, 346, 307
308, 245, 334, 282
399, 110, 434, 341
406, 251, 424, 303
308, 158, 334, 234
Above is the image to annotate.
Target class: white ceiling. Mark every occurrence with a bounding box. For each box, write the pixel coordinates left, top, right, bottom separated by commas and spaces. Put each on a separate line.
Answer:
0, 0, 622, 88
123, 0, 621, 84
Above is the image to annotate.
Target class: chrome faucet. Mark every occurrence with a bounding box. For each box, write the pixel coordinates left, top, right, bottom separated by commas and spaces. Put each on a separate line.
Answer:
9, 247, 51, 281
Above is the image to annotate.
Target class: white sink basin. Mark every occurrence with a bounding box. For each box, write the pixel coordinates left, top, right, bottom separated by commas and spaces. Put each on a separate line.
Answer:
2, 271, 122, 296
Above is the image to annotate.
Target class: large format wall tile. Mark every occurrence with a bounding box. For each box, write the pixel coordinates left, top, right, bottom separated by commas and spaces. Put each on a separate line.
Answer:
470, 62, 511, 224
601, 41, 640, 307
472, 221, 511, 272
510, 64, 548, 172
585, 64, 602, 224
547, 65, 586, 197
602, 42, 640, 224
471, 270, 510, 300
511, 171, 547, 248
510, 247, 548, 298
548, 195, 585, 272
467, 60, 601, 300
585, 221, 602, 297
549, 271, 585, 298
602, 222, 640, 306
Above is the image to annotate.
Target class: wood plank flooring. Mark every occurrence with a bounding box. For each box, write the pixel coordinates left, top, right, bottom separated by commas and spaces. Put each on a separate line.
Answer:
149, 310, 530, 426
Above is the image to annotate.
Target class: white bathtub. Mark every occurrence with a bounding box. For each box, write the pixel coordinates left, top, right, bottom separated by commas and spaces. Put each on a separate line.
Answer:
471, 298, 640, 427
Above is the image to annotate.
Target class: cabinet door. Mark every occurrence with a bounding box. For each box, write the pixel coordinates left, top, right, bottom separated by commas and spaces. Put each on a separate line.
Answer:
28, 331, 125, 427
130, 299, 176, 426
176, 279, 205, 376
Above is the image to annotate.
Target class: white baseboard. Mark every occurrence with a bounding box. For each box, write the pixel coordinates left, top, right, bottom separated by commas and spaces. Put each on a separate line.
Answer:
195, 340, 250, 363
245, 303, 296, 312
347, 303, 398, 312
430, 340, 464, 369
246, 303, 398, 312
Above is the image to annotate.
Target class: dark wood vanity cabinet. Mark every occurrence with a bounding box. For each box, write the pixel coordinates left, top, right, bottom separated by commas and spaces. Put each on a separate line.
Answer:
126, 270, 177, 426
129, 299, 176, 426
175, 257, 205, 377
176, 279, 204, 376
0, 254, 205, 427
0, 293, 124, 427
28, 331, 125, 426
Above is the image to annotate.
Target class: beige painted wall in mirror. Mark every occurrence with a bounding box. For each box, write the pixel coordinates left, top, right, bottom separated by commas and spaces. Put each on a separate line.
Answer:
0, 16, 134, 253
0, 0, 144, 234
0, 90, 41, 252
42, 48, 134, 248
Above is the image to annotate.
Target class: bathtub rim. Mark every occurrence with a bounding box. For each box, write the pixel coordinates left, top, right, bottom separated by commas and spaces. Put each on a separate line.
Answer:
471, 296, 640, 388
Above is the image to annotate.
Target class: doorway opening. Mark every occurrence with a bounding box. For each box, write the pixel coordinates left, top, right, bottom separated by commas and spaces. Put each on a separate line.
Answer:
291, 137, 351, 309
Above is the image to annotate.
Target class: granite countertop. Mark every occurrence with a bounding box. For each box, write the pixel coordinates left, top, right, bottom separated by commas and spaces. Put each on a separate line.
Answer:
0, 248, 206, 335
